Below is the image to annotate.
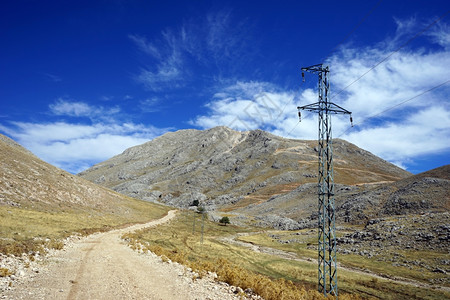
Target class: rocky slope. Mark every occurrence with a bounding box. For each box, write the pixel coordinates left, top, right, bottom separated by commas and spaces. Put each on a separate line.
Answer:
0, 133, 162, 215
79, 126, 412, 227
239, 164, 449, 228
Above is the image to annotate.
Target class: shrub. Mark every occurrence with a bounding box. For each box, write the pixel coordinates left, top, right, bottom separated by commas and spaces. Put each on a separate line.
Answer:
219, 216, 230, 226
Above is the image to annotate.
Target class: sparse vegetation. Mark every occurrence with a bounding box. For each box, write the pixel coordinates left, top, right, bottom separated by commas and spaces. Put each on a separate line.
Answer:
123, 211, 450, 300
237, 228, 450, 299
0, 202, 170, 256
123, 211, 365, 300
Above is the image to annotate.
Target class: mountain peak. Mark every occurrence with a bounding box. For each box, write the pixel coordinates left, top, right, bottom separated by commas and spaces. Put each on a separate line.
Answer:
79, 128, 411, 222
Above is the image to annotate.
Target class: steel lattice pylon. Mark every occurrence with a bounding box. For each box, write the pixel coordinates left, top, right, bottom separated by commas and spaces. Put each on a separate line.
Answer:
297, 64, 352, 297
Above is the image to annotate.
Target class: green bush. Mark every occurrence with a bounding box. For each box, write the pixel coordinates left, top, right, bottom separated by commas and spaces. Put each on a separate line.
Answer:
219, 216, 230, 225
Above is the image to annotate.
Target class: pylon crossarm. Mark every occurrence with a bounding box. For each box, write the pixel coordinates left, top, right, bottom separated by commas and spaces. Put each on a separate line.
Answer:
297, 102, 320, 111
301, 64, 329, 74
327, 102, 352, 115
298, 102, 351, 115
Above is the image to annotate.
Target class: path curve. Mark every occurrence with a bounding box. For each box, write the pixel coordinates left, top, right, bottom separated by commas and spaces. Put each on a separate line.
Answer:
3, 210, 244, 300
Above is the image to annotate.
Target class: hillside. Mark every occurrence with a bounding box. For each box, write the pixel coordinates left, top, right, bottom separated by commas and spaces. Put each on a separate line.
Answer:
0, 133, 169, 255
244, 164, 450, 229
79, 126, 412, 227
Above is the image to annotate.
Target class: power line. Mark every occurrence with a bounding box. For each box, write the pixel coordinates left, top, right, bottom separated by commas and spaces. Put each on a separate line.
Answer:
286, 120, 300, 137
285, 1, 382, 138
284, 109, 316, 138
330, 10, 450, 101
321, 0, 383, 63
337, 79, 450, 138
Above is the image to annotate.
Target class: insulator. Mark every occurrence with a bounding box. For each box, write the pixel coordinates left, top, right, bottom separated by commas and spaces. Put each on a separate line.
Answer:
298, 111, 302, 122
302, 72, 305, 82
350, 115, 353, 127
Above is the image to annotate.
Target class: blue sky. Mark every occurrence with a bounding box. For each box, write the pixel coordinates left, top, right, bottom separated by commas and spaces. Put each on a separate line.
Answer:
1, 0, 449, 174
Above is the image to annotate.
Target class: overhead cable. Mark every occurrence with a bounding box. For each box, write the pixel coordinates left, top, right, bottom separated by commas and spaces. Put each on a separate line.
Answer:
337, 79, 450, 138
331, 10, 450, 101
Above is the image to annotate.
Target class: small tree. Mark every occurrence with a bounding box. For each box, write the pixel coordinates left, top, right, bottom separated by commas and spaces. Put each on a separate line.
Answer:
219, 216, 230, 226
191, 199, 199, 207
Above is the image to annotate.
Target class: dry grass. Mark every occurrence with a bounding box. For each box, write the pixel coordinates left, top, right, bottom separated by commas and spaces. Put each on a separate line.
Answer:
0, 201, 170, 256
238, 229, 445, 282
237, 229, 450, 300
126, 237, 330, 300
123, 211, 363, 300
123, 211, 450, 300
0, 268, 12, 277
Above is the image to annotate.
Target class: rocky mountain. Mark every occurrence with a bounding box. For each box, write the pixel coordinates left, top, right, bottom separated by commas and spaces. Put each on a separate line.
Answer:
79, 126, 415, 227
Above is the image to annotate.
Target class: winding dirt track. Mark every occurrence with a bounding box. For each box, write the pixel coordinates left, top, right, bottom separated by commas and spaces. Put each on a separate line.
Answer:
3, 210, 241, 300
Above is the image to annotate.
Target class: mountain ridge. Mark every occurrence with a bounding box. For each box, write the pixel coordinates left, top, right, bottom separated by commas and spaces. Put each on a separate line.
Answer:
79, 126, 415, 227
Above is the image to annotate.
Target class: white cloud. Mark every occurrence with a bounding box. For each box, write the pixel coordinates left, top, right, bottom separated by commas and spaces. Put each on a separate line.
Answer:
191, 81, 316, 137
50, 99, 93, 117
330, 49, 450, 119
0, 121, 169, 174
191, 19, 450, 171
49, 98, 121, 121
345, 106, 450, 162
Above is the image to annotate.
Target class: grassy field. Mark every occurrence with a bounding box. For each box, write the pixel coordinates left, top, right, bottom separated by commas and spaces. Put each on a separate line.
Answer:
0, 199, 170, 256
237, 231, 450, 299
124, 211, 450, 300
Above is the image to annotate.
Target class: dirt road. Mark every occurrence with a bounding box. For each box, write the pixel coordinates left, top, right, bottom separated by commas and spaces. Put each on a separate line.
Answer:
3, 210, 244, 300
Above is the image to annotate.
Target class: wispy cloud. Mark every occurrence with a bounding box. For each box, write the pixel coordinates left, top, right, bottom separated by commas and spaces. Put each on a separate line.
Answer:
428, 21, 450, 49
130, 32, 184, 91
49, 98, 121, 122
139, 97, 161, 112
129, 9, 254, 91
191, 81, 297, 132
191, 18, 450, 171
41, 72, 62, 82
128, 34, 162, 59
50, 99, 94, 117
